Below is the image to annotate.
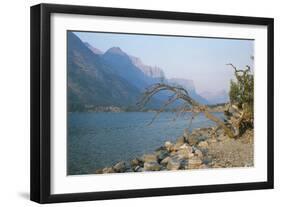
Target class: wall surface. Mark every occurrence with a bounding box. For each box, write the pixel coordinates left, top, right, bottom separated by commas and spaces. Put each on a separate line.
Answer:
0, 0, 279, 206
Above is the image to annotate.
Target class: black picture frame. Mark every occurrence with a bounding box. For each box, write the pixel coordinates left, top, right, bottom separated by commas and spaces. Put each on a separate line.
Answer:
30, 3, 274, 204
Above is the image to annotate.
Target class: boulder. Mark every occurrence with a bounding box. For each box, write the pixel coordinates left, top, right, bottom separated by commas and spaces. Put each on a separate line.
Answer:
179, 143, 193, 153
198, 141, 209, 149
194, 149, 203, 158
197, 135, 208, 142
125, 168, 133, 172
208, 138, 217, 144
102, 167, 115, 173
177, 144, 194, 159
164, 141, 174, 152
95, 169, 103, 174
113, 161, 127, 172
143, 154, 158, 163
202, 157, 212, 165
130, 158, 140, 168
160, 156, 171, 165
217, 133, 228, 141
186, 134, 199, 146
135, 166, 144, 172
144, 162, 161, 171
188, 157, 203, 169
177, 149, 194, 159
155, 149, 169, 161
166, 157, 183, 170
199, 164, 208, 169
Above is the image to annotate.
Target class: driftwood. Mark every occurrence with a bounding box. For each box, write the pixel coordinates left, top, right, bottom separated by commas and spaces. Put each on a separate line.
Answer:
138, 83, 236, 138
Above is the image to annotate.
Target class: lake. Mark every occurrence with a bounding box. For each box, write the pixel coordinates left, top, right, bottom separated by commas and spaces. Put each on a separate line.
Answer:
67, 112, 224, 175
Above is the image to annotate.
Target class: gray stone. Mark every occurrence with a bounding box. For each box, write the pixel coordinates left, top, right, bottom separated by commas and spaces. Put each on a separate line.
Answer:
197, 135, 208, 142
135, 166, 144, 172
188, 157, 203, 169
179, 143, 193, 152
143, 154, 158, 163
102, 167, 115, 173
177, 144, 194, 159
155, 149, 169, 161
164, 141, 174, 152
130, 158, 140, 167
194, 149, 203, 158
167, 157, 182, 170
202, 157, 212, 165
95, 169, 103, 174
186, 134, 199, 146
177, 150, 194, 159
198, 141, 209, 149
113, 161, 127, 172
144, 162, 161, 171
160, 156, 171, 165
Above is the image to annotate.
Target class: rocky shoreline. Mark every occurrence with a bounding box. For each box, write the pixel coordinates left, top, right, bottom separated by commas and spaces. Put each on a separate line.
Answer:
95, 127, 254, 174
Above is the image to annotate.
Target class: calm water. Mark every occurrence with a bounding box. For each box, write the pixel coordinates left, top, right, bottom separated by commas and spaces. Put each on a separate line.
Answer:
67, 112, 224, 175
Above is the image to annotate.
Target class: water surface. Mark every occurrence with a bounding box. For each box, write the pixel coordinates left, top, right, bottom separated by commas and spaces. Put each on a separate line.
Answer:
67, 112, 223, 175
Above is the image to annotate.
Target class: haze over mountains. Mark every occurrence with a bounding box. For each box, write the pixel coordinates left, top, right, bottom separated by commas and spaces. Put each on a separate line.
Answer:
68, 32, 226, 111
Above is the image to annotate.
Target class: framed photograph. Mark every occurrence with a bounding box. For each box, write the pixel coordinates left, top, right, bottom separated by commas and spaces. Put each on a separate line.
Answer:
30, 3, 274, 203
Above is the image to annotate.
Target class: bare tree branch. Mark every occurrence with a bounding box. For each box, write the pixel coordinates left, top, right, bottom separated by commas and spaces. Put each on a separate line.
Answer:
139, 83, 236, 138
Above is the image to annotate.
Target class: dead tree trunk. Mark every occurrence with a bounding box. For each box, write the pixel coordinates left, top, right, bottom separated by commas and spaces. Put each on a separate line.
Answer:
137, 83, 236, 138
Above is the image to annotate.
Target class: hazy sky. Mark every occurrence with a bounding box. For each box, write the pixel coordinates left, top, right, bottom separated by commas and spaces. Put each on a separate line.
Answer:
74, 31, 254, 94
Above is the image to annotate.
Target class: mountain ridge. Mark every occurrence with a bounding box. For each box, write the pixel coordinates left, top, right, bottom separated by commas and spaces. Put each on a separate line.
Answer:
68, 32, 219, 111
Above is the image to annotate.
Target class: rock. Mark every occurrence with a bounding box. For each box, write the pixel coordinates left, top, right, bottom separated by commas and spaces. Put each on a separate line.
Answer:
199, 164, 208, 169
194, 149, 203, 158
186, 134, 199, 146
160, 156, 171, 165
143, 154, 158, 163
197, 135, 208, 142
188, 157, 203, 169
200, 148, 209, 155
144, 162, 161, 171
191, 146, 197, 153
208, 138, 217, 144
202, 157, 212, 165
130, 158, 140, 168
164, 141, 174, 152
217, 133, 228, 141
102, 167, 115, 173
113, 161, 127, 172
134, 166, 143, 172
125, 168, 133, 172
177, 144, 194, 159
155, 149, 169, 161
177, 149, 194, 159
167, 157, 183, 170
198, 141, 209, 149
95, 169, 103, 174
179, 143, 193, 153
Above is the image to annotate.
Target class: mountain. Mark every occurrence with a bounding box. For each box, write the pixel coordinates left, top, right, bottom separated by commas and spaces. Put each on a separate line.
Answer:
168, 78, 209, 104
102, 47, 157, 89
84, 42, 103, 55
199, 90, 229, 104
168, 78, 195, 91
130, 56, 165, 80
68, 32, 144, 111
68, 32, 211, 111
